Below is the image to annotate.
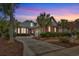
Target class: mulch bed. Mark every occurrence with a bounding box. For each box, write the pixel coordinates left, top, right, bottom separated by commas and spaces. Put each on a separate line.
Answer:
36, 37, 79, 48
0, 38, 23, 56
49, 41, 79, 48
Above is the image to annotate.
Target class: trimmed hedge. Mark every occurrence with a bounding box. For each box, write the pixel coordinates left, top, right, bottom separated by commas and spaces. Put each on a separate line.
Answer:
40, 32, 72, 37
17, 34, 30, 36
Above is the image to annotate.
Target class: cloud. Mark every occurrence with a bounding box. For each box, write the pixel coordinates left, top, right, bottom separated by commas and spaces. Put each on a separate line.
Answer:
16, 7, 79, 16
15, 6, 79, 22
54, 14, 79, 21
15, 13, 79, 22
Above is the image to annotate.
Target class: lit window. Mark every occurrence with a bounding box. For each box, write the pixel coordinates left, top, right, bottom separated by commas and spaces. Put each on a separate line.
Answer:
32, 30, 34, 33
54, 27, 56, 32
21, 28, 23, 34
48, 26, 51, 32
30, 23, 33, 27
21, 28, 26, 34
18, 28, 20, 34
23, 28, 26, 33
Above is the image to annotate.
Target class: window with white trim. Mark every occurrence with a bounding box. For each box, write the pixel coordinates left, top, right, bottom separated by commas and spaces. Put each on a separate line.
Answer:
21, 28, 26, 34
54, 27, 56, 32
48, 26, 51, 32
30, 23, 34, 27
18, 28, 20, 34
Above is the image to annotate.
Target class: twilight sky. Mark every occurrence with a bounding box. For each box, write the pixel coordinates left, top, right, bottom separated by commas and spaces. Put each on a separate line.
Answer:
15, 3, 79, 22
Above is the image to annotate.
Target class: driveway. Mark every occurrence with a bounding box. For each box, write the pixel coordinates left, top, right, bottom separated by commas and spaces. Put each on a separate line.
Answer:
16, 36, 65, 56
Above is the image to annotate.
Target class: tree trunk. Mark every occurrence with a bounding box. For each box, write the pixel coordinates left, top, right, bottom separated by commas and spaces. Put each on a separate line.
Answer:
9, 16, 15, 42
9, 4, 15, 42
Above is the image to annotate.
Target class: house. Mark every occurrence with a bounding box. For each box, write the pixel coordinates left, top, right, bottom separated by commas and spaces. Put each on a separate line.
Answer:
34, 16, 59, 34
15, 20, 37, 35
42, 16, 58, 32
74, 19, 79, 32
15, 17, 59, 36
67, 22, 75, 32
58, 19, 79, 32
65, 21, 79, 32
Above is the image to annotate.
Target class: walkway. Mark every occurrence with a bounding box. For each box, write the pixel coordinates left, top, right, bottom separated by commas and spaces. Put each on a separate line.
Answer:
16, 36, 65, 56
43, 46, 79, 56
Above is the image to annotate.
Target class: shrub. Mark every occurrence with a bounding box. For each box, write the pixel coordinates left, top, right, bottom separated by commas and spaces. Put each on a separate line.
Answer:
40, 32, 72, 37
71, 31, 79, 40
17, 34, 30, 36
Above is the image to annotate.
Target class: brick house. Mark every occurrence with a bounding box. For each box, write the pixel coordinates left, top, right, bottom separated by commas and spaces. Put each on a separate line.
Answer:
15, 17, 59, 36
65, 21, 79, 32
58, 19, 79, 32
39, 17, 59, 33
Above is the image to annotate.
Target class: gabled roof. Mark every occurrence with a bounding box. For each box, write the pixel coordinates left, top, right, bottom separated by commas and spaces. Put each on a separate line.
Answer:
19, 20, 37, 28
51, 16, 58, 27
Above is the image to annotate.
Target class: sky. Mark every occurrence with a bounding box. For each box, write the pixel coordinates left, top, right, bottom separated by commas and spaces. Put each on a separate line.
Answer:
15, 3, 79, 22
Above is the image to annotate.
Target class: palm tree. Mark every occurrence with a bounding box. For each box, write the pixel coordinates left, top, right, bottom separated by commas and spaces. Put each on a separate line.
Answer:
0, 3, 18, 42
36, 12, 52, 32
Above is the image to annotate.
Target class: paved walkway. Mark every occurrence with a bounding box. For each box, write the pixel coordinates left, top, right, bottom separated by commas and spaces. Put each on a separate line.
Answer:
16, 36, 65, 56
42, 46, 79, 56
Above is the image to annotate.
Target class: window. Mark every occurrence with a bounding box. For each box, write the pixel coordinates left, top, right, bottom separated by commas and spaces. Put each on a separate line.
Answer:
30, 23, 33, 27
23, 28, 26, 33
54, 27, 56, 32
32, 30, 34, 33
18, 28, 20, 34
48, 26, 51, 32
21, 28, 26, 34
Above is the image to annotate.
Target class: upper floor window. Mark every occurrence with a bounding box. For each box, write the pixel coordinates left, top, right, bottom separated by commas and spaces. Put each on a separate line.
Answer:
30, 23, 34, 27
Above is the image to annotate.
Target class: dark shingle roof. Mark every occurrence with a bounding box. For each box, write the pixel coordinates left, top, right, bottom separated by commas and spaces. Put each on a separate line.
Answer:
19, 20, 37, 28
51, 16, 58, 27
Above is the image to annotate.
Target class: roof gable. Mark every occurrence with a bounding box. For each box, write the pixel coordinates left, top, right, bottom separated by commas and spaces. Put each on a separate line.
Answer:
20, 20, 36, 28
51, 16, 58, 26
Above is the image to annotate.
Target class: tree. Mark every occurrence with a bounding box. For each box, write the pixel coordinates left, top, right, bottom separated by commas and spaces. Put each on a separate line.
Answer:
0, 17, 9, 38
59, 19, 68, 32
0, 3, 19, 42
74, 19, 79, 31
36, 12, 52, 32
